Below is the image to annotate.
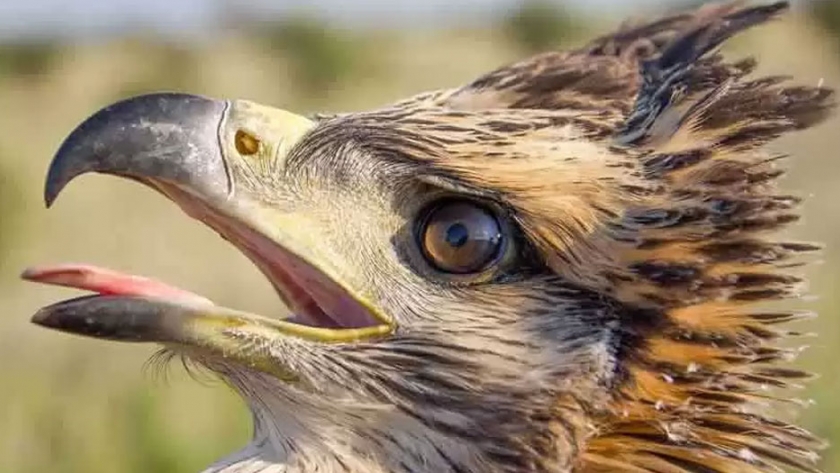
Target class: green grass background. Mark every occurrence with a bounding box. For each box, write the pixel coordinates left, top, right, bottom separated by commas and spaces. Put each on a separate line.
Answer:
1, 3, 840, 472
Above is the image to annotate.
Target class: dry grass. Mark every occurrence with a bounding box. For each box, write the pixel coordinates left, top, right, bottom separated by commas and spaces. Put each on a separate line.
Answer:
0, 11, 839, 472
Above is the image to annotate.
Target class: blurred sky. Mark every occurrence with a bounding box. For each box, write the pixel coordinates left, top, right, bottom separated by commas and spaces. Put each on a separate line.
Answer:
0, 0, 679, 40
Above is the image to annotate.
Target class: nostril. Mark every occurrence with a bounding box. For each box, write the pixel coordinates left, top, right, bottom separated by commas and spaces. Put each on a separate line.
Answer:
235, 129, 261, 156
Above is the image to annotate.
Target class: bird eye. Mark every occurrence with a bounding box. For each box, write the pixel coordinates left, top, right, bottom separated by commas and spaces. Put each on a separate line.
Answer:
419, 201, 504, 274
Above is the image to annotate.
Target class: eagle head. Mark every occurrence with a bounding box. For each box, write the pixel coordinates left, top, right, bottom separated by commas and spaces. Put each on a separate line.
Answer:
24, 2, 836, 472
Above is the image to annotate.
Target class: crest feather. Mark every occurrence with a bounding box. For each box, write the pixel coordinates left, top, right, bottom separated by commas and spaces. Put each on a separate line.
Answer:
571, 2, 834, 472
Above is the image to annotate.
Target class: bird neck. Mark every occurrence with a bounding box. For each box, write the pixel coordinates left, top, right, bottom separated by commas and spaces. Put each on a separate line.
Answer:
206, 369, 499, 473
204, 404, 497, 473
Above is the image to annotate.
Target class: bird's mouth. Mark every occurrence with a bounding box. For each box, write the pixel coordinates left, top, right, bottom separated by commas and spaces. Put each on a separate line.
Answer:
23, 93, 393, 358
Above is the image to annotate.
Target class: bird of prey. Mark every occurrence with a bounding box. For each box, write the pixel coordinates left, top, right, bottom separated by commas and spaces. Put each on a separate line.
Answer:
22, 1, 836, 472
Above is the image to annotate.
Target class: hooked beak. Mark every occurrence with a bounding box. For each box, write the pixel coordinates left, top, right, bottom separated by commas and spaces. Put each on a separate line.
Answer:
25, 93, 392, 374
44, 93, 232, 206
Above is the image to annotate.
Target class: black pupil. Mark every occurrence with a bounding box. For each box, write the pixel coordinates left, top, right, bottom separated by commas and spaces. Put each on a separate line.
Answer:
445, 223, 470, 248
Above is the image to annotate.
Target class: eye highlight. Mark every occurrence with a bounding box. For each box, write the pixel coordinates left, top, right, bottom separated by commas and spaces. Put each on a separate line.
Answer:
419, 201, 504, 274
235, 130, 261, 156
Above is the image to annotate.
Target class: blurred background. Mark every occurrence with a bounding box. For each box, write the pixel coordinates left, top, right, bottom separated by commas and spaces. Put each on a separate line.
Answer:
1, 0, 839, 471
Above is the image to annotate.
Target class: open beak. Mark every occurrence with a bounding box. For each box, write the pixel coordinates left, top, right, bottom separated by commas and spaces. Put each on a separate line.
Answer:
24, 93, 393, 368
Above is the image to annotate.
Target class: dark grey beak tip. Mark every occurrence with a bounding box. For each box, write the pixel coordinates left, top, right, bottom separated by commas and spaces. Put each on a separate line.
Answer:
44, 172, 65, 208
30, 299, 106, 337
30, 296, 174, 343
44, 92, 229, 208
30, 307, 57, 327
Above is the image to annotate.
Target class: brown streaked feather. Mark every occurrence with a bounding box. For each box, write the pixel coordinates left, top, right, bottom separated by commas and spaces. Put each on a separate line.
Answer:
571, 2, 834, 472
406, 2, 832, 472
438, 1, 776, 118
302, 2, 833, 471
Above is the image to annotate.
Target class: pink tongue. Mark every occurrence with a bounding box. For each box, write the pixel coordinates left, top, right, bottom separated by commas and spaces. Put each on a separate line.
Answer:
22, 264, 213, 306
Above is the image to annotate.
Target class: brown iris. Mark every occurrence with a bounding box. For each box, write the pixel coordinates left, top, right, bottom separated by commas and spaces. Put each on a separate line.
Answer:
420, 201, 503, 274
